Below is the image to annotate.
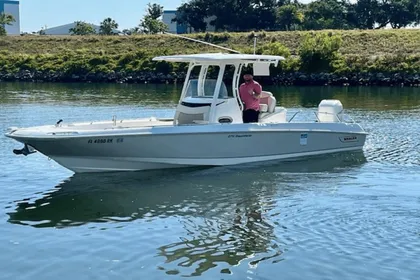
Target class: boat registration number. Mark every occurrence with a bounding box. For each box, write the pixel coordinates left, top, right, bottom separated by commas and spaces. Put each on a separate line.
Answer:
87, 138, 124, 144
228, 134, 252, 138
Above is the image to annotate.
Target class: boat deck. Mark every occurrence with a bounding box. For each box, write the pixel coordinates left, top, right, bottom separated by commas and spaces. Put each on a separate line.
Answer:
64, 117, 175, 130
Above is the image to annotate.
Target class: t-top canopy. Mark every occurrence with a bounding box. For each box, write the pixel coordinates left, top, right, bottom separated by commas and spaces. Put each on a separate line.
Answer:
152, 53, 285, 64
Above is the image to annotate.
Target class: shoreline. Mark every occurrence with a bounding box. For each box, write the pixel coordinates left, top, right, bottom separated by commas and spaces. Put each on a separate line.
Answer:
1, 70, 419, 87
1, 30, 419, 88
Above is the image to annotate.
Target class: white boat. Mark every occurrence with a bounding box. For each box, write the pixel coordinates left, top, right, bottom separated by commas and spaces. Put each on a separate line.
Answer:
5, 52, 368, 173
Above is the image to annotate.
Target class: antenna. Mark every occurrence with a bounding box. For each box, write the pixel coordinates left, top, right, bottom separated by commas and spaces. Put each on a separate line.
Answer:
253, 35, 257, 55
163, 32, 241, 54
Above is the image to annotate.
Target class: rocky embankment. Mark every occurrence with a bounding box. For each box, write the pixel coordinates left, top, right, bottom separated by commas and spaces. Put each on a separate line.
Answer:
1, 70, 419, 86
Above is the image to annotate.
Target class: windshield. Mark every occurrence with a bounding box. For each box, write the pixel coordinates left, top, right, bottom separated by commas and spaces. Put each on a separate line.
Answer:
184, 79, 228, 99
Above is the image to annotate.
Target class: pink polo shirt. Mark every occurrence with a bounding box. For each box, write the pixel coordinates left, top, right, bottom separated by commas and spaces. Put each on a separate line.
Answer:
239, 81, 262, 111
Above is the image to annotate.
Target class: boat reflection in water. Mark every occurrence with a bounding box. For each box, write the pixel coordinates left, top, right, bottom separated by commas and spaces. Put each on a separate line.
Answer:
7, 152, 367, 276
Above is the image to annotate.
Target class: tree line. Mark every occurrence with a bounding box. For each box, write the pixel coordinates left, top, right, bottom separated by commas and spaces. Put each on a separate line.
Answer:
0, 3, 167, 36
2, 1, 419, 37
67, 3, 167, 35
173, 0, 420, 32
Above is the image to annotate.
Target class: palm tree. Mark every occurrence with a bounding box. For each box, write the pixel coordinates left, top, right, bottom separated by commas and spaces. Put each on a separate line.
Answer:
0, 12, 16, 36
99, 18, 119, 35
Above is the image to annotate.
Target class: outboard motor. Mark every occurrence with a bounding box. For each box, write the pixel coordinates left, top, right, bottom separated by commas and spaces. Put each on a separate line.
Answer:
317, 99, 344, 122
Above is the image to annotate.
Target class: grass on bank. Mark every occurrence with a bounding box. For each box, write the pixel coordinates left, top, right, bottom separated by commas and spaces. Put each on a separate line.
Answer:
0, 29, 419, 76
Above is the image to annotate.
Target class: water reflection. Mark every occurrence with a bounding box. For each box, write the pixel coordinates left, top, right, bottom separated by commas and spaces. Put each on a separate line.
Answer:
157, 201, 280, 276
7, 152, 366, 229
0, 82, 182, 106
1, 82, 419, 110
265, 85, 420, 110
7, 152, 366, 276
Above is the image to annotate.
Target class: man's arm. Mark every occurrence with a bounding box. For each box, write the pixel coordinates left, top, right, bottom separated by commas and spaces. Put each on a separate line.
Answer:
253, 82, 262, 98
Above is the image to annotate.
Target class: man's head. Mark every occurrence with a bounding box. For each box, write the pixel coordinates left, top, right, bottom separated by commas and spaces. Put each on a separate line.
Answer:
243, 73, 253, 83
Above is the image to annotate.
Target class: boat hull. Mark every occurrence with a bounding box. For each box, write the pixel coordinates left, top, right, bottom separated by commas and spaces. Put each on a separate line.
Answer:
6, 122, 367, 173
50, 146, 363, 173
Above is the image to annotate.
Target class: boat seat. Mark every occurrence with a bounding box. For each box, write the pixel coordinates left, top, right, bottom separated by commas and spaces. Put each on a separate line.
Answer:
259, 91, 276, 113
259, 104, 268, 112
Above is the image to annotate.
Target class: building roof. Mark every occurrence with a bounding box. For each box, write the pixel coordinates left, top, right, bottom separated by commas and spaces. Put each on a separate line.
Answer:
42, 22, 98, 35
0, 1, 20, 4
42, 22, 120, 35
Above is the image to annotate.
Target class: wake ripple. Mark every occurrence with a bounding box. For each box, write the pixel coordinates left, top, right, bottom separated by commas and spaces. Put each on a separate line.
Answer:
361, 109, 420, 167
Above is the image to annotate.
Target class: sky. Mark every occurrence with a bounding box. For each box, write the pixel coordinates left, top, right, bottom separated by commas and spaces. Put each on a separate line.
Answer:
19, 0, 181, 32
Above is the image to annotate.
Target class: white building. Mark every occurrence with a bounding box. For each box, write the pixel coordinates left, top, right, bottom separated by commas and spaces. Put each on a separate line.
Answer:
42, 22, 101, 35
162, 10, 187, 34
0, 0, 20, 35
41, 22, 120, 35
162, 10, 216, 34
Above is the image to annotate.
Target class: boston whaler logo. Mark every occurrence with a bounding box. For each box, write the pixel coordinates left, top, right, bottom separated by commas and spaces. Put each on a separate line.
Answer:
339, 135, 358, 143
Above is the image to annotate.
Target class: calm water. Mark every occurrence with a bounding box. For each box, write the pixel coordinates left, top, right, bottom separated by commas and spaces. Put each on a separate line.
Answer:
1, 82, 419, 280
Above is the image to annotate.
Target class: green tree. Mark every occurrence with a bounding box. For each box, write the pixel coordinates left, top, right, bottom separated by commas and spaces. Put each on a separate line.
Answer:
208, 0, 278, 31
69, 21, 96, 35
380, 0, 419, 28
277, 4, 304, 30
259, 42, 291, 57
416, 0, 420, 24
173, 1, 208, 32
139, 3, 168, 34
122, 27, 140, 35
171, 0, 419, 32
303, 0, 351, 30
348, 0, 381, 29
0, 12, 15, 36
147, 2, 164, 19
39, 25, 47, 35
99, 17, 119, 35
140, 16, 168, 34
298, 32, 343, 72
173, 0, 279, 32
345, 0, 418, 29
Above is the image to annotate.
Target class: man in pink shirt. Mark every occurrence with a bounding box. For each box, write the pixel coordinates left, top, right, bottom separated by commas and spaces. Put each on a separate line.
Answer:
239, 73, 262, 123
